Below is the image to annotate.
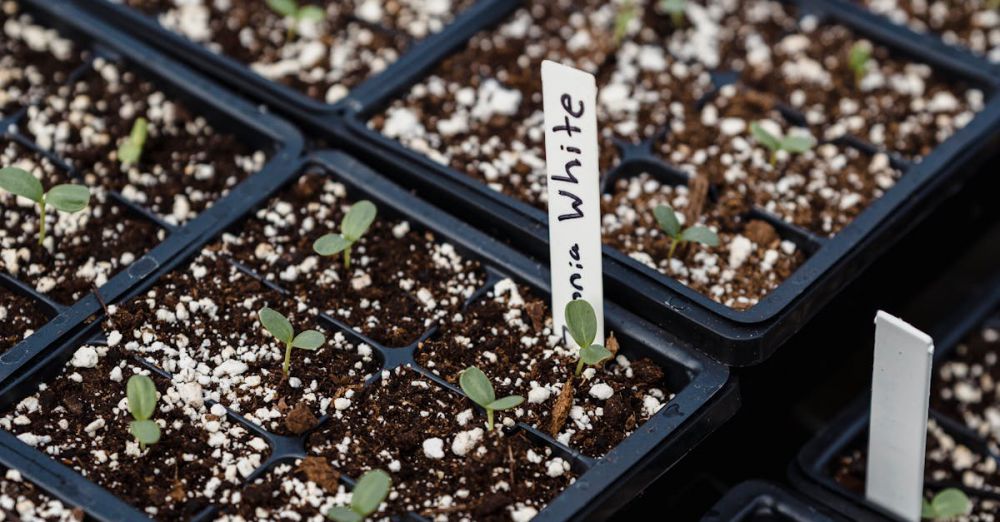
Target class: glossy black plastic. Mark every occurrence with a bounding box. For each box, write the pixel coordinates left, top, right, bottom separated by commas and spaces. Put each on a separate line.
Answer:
702, 481, 841, 522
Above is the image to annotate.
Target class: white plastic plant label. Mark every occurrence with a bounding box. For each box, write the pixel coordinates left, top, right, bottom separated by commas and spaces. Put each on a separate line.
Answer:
866, 311, 935, 522
541, 60, 604, 345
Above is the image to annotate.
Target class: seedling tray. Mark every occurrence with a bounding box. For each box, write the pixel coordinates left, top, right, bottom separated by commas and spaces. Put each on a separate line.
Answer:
790, 274, 1000, 521
0, 0, 303, 367
702, 480, 840, 522
0, 148, 738, 521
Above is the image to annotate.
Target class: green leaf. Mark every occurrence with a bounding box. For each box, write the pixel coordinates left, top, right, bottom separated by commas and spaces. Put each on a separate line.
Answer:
487, 395, 524, 411
341, 200, 377, 242
267, 0, 298, 17
930, 488, 970, 518
613, 2, 635, 45
292, 330, 325, 350
679, 226, 719, 247
46, 184, 91, 213
922, 498, 934, 518
580, 344, 613, 366
849, 42, 871, 73
0, 167, 43, 203
118, 117, 147, 164
459, 366, 495, 407
126, 375, 158, 421
130, 419, 161, 446
780, 134, 816, 154
564, 300, 597, 349
259, 307, 294, 344
313, 234, 351, 256
326, 506, 362, 522
750, 121, 781, 151
297, 4, 325, 22
351, 469, 391, 517
653, 204, 680, 238
660, 0, 685, 14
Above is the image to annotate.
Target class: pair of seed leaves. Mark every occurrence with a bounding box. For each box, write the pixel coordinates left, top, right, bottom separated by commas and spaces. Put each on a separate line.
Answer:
127, 374, 161, 448
267, 0, 325, 23
653, 204, 719, 250
258, 307, 325, 350
327, 470, 391, 522
749, 122, 816, 160
118, 117, 148, 165
313, 200, 377, 268
0, 168, 90, 214
565, 300, 613, 370
459, 367, 524, 431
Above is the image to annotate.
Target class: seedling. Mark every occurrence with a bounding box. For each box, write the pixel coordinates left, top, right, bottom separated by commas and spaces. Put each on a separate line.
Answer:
258, 307, 326, 376
313, 200, 377, 270
0, 167, 90, 245
660, 0, 686, 27
327, 469, 391, 522
459, 366, 524, 432
750, 121, 816, 165
127, 374, 161, 450
267, 0, 325, 39
118, 117, 147, 165
613, 0, 636, 46
564, 300, 613, 376
921, 488, 970, 520
653, 204, 719, 259
848, 41, 872, 87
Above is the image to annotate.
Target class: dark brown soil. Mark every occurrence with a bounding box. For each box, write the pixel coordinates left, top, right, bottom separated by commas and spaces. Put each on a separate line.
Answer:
211, 173, 485, 347
310, 368, 575, 520
0, 346, 258, 520
0, 467, 82, 521
853, 0, 999, 62
0, 288, 49, 353
213, 458, 338, 520
106, 250, 379, 435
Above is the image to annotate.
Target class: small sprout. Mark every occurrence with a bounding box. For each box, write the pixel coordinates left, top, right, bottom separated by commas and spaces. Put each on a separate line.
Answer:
653, 204, 719, 259
922, 488, 970, 520
118, 117, 148, 165
848, 41, 872, 88
327, 469, 391, 522
564, 300, 613, 376
313, 200, 377, 270
267, 0, 325, 39
127, 374, 161, 450
750, 121, 816, 165
459, 366, 524, 432
258, 307, 325, 376
0, 167, 90, 245
613, 0, 636, 46
660, 0, 686, 27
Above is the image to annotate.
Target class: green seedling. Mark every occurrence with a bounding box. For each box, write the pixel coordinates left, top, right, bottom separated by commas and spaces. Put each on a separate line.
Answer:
267, 0, 325, 39
921, 488, 970, 520
258, 307, 325, 376
0, 167, 90, 245
459, 366, 524, 432
327, 469, 392, 522
848, 41, 872, 87
653, 204, 719, 259
127, 374, 161, 450
313, 200, 377, 270
750, 121, 816, 165
118, 117, 148, 165
565, 300, 613, 376
660, 0, 686, 27
613, 0, 636, 46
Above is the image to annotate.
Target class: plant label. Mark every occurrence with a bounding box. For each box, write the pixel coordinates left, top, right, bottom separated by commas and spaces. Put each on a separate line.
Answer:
541, 60, 604, 345
866, 311, 934, 522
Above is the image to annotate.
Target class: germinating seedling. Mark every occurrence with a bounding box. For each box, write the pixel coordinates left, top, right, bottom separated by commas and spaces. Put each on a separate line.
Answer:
921, 488, 970, 520
750, 121, 816, 165
0, 167, 90, 245
459, 366, 524, 432
267, 0, 325, 39
327, 469, 391, 522
653, 204, 718, 259
848, 42, 872, 87
313, 200, 377, 269
613, 0, 636, 46
258, 307, 325, 376
660, 0, 686, 27
127, 374, 161, 450
118, 117, 147, 165
565, 299, 613, 376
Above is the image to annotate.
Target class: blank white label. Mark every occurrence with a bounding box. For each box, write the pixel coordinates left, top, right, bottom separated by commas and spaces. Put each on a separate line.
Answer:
866, 311, 935, 522
541, 60, 604, 344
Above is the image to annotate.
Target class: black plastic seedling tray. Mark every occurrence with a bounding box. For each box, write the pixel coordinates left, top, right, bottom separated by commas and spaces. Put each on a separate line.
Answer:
790, 274, 1000, 521
0, 0, 303, 371
0, 147, 739, 520
702, 480, 841, 522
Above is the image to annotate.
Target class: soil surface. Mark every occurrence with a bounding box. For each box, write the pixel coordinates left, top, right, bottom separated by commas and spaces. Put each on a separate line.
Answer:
212, 173, 485, 348
122, 0, 473, 103
854, 0, 1000, 63
0, 287, 49, 353
0, 467, 81, 521
0, 344, 265, 520
213, 459, 345, 521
